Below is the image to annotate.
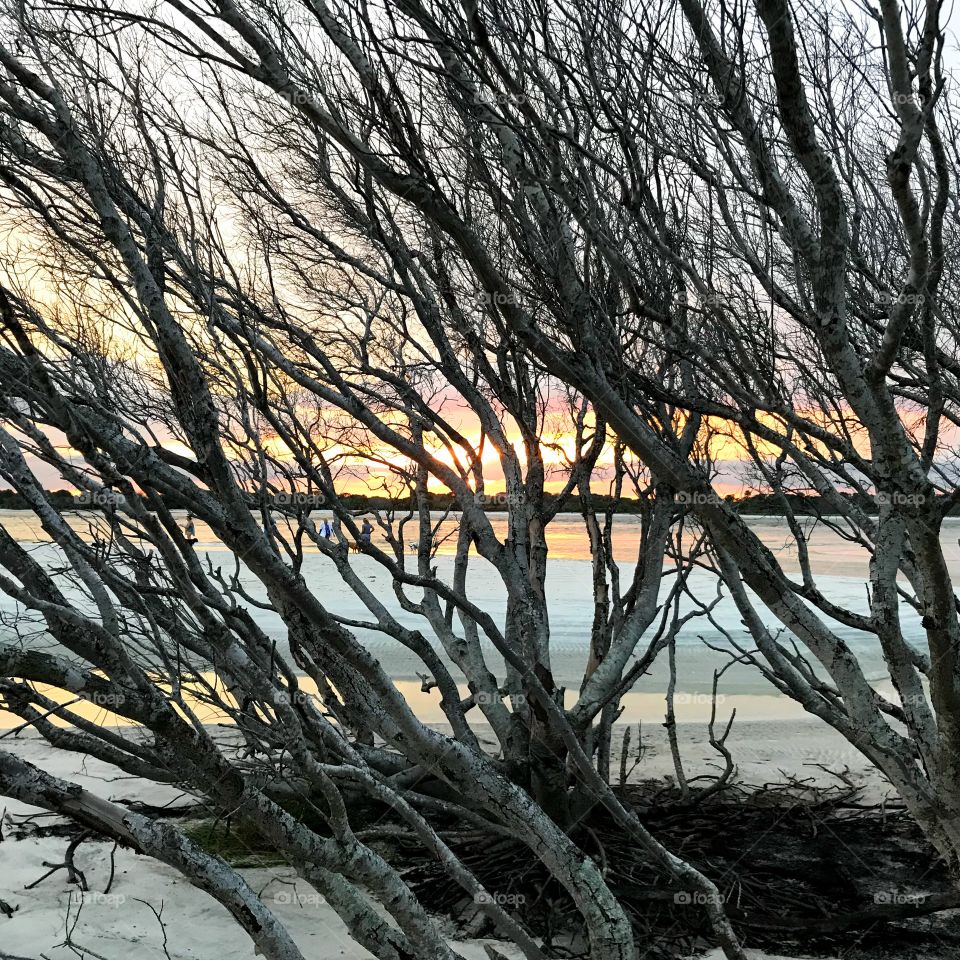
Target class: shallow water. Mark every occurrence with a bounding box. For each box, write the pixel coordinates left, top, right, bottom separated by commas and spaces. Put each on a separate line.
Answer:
6, 507, 950, 574
0, 510, 948, 713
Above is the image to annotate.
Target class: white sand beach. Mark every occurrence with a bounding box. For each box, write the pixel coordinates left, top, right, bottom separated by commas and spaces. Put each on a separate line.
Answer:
0, 718, 872, 960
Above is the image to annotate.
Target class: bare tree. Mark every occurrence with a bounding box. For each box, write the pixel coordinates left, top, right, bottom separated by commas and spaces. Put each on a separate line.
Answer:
2, 0, 960, 956
0, 2, 756, 959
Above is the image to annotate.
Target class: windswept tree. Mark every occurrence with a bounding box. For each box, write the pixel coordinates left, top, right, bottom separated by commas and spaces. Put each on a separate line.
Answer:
1, 0, 959, 958
0, 2, 749, 959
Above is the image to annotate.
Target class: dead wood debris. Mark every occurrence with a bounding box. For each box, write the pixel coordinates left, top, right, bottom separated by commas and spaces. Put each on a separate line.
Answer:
401, 778, 960, 957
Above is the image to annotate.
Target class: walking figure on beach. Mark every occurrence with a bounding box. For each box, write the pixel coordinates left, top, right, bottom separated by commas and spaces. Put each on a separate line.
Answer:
184, 513, 198, 545
319, 518, 333, 539
360, 518, 373, 545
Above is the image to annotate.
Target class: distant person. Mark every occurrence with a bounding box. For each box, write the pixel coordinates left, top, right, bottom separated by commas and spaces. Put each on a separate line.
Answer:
360, 518, 374, 545
184, 513, 198, 544
319, 518, 333, 539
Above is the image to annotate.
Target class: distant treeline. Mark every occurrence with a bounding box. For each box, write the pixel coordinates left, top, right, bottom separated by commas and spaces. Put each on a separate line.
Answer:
3, 488, 960, 516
